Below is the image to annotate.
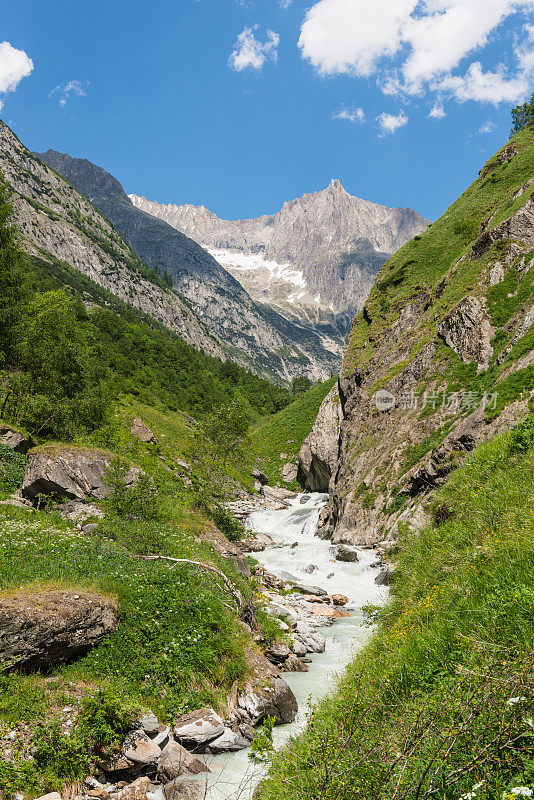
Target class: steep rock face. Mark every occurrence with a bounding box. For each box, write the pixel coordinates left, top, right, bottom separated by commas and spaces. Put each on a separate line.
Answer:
36, 149, 339, 383
130, 182, 429, 341
0, 122, 222, 359
316, 131, 534, 546
299, 384, 342, 492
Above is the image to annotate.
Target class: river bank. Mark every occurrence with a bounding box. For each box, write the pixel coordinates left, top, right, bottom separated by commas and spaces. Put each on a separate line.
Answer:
202, 493, 388, 800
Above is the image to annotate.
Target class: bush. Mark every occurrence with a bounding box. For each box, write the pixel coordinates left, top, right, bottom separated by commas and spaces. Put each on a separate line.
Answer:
104, 459, 162, 521
0, 442, 26, 491
509, 416, 534, 455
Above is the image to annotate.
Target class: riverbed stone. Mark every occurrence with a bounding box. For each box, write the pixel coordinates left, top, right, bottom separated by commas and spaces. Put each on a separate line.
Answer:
173, 708, 225, 745
122, 731, 160, 765
117, 777, 150, 800
205, 727, 249, 753
335, 545, 359, 563
162, 779, 202, 800
331, 594, 349, 606
157, 741, 209, 782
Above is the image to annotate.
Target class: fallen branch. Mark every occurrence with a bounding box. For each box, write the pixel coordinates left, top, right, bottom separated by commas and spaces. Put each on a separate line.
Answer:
139, 555, 244, 613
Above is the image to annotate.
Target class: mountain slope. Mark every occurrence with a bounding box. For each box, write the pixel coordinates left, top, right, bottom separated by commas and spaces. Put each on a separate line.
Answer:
301, 127, 534, 546
0, 121, 221, 359
129, 181, 428, 335
36, 149, 340, 384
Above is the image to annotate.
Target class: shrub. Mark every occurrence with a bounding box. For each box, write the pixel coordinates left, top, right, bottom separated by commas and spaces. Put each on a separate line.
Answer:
509, 416, 534, 455
0, 442, 26, 491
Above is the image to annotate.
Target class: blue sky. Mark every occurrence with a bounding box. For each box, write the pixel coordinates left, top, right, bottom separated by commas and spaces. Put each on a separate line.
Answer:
1, 0, 533, 221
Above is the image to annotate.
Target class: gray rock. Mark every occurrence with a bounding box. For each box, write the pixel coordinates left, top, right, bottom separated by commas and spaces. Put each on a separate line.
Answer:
131, 418, 156, 445
0, 589, 118, 670
437, 296, 494, 371
299, 385, 342, 492
138, 713, 159, 734
122, 731, 161, 765
375, 566, 394, 586
291, 638, 307, 657
0, 423, 34, 454
162, 778, 203, 800
335, 545, 359, 563
151, 724, 171, 748
261, 485, 298, 505
266, 643, 291, 664
205, 727, 249, 753
281, 462, 298, 482
173, 708, 225, 745
157, 741, 209, 782
53, 500, 104, 523
250, 468, 269, 485
21, 447, 143, 502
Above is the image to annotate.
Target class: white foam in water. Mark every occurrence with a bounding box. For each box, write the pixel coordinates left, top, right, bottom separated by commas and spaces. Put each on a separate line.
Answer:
196, 493, 388, 799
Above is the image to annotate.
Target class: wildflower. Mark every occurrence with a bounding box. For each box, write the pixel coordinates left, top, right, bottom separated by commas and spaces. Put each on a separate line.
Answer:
507, 696, 526, 705
510, 789, 533, 797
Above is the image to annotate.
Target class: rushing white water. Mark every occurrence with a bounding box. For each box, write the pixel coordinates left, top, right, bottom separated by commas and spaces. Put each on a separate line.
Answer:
199, 493, 388, 800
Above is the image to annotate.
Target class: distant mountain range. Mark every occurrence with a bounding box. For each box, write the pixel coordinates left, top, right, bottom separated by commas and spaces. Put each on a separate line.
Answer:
129, 181, 429, 336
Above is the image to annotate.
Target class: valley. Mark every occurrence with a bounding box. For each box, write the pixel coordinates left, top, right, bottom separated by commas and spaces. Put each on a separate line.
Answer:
1, 108, 534, 800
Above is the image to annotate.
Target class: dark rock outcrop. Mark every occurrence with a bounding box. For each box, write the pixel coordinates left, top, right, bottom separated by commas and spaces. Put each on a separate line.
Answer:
0, 590, 118, 670
299, 384, 342, 492
21, 447, 141, 501
0, 423, 34, 454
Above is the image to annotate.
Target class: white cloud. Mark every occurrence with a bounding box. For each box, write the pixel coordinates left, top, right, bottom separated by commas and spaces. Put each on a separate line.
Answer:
436, 61, 528, 104
479, 120, 498, 132
298, 0, 534, 106
229, 26, 279, 72
49, 79, 87, 106
279, 0, 293, 7
0, 41, 33, 109
377, 110, 408, 135
428, 100, 446, 118
332, 106, 366, 123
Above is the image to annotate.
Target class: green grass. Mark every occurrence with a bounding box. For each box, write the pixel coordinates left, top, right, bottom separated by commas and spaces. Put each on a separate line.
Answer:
258, 422, 534, 800
236, 377, 337, 489
345, 126, 534, 376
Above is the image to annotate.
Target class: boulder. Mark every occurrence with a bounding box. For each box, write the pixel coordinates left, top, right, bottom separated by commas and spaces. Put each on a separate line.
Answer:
21, 447, 142, 501
131, 418, 157, 445
157, 741, 209, 782
239, 532, 274, 553
205, 727, 249, 753
291, 638, 307, 657
237, 649, 297, 725
250, 468, 268, 485
0, 423, 33, 454
375, 565, 394, 586
265, 643, 291, 664
33, 794, 62, 800
0, 590, 118, 671
261, 485, 297, 505
437, 296, 494, 371
117, 777, 151, 800
137, 713, 159, 734
281, 462, 298, 482
173, 708, 225, 745
299, 385, 342, 492
52, 500, 104, 523
282, 653, 309, 672
122, 731, 161, 765
163, 779, 203, 800
331, 594, 349, 606
335, 545, 359, 563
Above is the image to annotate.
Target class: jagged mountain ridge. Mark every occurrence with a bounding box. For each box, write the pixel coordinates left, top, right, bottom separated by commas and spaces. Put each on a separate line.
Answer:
129, 180, 429, 333
37, 149, 339, 384
299, 130, 534, 546
0, 121, 222, 359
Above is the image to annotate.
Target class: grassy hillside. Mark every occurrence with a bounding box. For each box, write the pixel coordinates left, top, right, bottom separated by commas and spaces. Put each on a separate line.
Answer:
238, 376, 337, 490
0, 395, 272, 797
259, 417, 534, 800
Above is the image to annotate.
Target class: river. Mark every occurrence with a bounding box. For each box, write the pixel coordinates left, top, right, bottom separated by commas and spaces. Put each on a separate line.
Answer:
199, 492, 388, 799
